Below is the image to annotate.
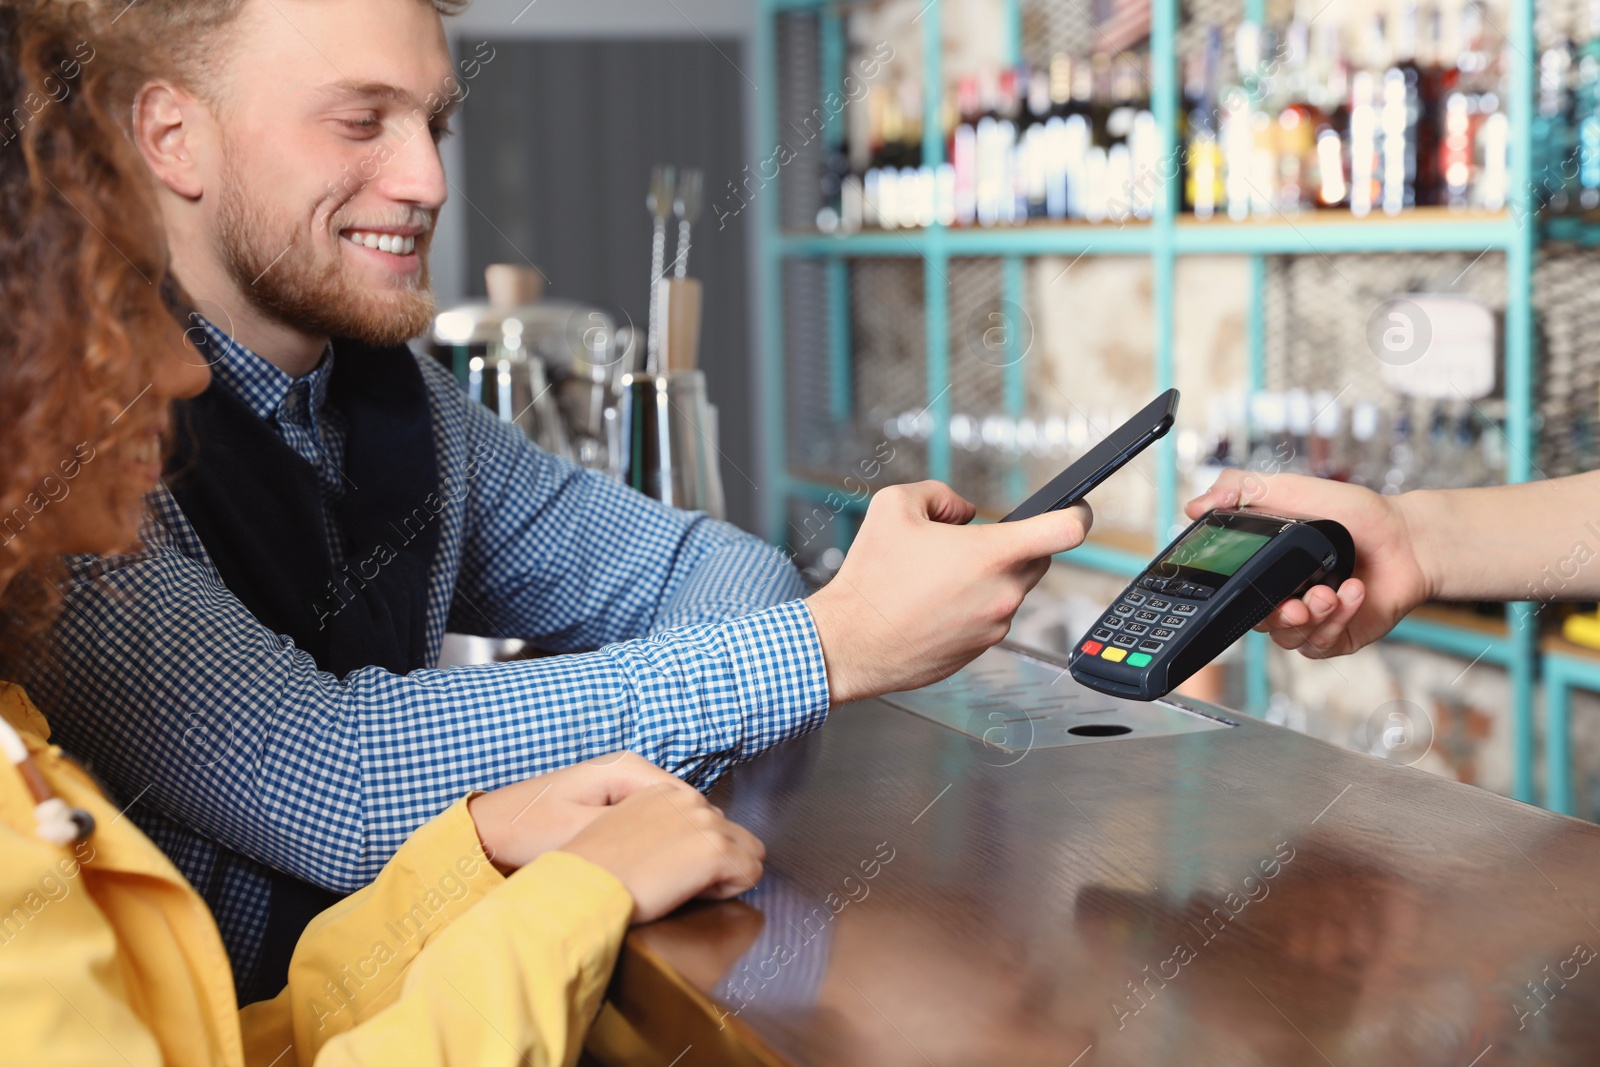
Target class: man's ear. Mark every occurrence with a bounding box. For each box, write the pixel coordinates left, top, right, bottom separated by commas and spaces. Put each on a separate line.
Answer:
132, 81, 209, 200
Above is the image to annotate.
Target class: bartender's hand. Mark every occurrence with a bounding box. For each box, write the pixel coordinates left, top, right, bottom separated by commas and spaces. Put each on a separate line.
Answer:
806, 480, 1092, 703
468, 752, 695, 874
1185, 470, 1435, 658
561, 785, 766, 924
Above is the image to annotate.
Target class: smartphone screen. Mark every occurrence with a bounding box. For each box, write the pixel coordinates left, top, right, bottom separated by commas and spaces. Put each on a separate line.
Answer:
1000, 389, 1180, 523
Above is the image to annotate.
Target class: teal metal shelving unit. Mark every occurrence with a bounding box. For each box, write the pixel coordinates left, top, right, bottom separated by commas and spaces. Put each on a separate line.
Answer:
1542, 646, 1600, 814
755, 0, 1541, 802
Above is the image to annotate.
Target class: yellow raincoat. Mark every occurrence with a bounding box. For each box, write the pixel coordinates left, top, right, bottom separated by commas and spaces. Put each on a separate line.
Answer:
0, 682, 633, 1066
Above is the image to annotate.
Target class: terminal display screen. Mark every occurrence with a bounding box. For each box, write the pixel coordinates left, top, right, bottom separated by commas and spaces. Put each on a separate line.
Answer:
1159, 524, 1272, 577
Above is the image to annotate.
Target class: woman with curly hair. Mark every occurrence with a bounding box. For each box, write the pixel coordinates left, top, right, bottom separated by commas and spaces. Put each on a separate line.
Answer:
0, 5, 765, 1064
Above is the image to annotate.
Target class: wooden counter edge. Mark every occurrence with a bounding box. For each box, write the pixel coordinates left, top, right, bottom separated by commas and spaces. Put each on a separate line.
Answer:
583, 929, 791, 1067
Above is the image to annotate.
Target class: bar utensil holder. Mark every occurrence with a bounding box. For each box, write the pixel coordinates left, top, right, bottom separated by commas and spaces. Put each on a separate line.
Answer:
616, 369, 725, 520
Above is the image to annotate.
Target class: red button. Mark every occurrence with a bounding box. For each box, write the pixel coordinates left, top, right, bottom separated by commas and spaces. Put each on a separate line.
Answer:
1081, 640, 1104, 656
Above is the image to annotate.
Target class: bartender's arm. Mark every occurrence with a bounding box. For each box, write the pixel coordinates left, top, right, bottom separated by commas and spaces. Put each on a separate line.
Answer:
1186, 468, 1600, 657
35, 470, 1090, 898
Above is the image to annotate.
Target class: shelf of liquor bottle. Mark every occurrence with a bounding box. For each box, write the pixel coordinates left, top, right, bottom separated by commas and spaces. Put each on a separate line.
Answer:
776, 208, 1521, 260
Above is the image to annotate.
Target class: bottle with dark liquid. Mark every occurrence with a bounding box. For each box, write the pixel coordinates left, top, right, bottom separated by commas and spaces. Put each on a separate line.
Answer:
1275, 14, 1325, 211
1379, 0, 1437, 212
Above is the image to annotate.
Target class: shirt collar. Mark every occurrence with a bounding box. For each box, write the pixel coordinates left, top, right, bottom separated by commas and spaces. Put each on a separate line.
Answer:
200, 318, 336, 424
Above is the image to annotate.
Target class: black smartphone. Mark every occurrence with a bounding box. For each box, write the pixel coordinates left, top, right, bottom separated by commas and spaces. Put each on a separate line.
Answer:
1001, 389, 1180, 522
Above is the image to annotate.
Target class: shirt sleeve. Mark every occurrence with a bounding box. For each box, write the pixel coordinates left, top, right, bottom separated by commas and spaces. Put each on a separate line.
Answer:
238, 795, 517, 1065
239, 799, 631, 1067
443, 373, 808, 648
308, 850, 630, 1067
31, 514, 830, 895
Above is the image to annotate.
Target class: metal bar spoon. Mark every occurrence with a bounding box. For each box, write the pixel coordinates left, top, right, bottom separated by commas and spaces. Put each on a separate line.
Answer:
672, 168, 704, 279
645, 164, 677, 374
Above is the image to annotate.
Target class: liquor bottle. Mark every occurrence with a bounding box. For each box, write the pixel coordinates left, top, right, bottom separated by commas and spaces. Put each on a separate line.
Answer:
1438, 8, 1473, 212
1081, 53, 1114, 221
1049, 53, 1073, 119
996, 67, 1023, 224
1379, 1, 1435, 213
1044, 54, 1073, 220
1309, 391, 1346, 480
1381, 405, 1417, 495
1244, 24, 1280, 216
1065, 59, 1094, 220
860, 84, 888, 227
1021, 65, 1052, 219
1453, 4, 1508, 211
1534, 37, 1575, 214
1347, 15, 1387, 216
897, 80, 930, 227
1184, 26, 1225, 218
1346, 402, 1385, 489
1275, 14, 1325, 211
1414, 2, 1446, 204
1417, 402, 1452, 488
974, 70, 1002, 226
817, 136, 851, 233
877, 88, 906, 227
1105, 54, 1154, 218
1222, 22, 1263, 220
1312, 20, 1350, 207
952, 75, 980, 226
1284, 389, 1315, 475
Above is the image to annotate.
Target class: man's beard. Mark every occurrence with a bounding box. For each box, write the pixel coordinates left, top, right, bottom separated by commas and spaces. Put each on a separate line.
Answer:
215, 156, 436, 348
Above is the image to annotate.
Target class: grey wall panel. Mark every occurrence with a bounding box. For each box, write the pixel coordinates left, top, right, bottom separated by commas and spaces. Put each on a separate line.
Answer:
462, 38, 759, 530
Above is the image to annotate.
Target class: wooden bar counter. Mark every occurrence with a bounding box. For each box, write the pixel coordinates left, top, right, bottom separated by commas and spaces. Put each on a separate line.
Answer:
584, 646, 1600, 1066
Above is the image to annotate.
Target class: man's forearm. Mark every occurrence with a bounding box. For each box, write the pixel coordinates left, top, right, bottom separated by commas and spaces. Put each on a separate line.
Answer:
35, 551, 829, 893
1401, 471, 1600, 602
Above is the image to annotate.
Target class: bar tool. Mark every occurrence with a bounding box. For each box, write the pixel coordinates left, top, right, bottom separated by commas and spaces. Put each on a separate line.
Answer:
645, 164, 677, 374
672, 168, 704, 279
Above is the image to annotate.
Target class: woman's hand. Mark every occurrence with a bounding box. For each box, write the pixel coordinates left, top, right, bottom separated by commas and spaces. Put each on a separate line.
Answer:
467, 753, 695, 874
1185, 470, 1435, 659
560, 785, 766, 924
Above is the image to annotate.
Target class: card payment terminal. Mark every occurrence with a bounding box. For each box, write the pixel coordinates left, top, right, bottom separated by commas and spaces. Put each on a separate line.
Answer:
1069, 508, 1356, 700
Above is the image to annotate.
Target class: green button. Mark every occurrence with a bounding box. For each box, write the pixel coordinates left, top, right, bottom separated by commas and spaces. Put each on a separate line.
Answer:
1127, 653, 1152, 668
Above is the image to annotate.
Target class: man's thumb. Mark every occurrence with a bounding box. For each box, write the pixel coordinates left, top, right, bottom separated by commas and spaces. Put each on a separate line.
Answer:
992, 502, 1094, 561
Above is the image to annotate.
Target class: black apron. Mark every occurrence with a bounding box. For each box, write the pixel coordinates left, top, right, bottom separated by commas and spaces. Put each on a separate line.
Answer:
165, 325, 440, 1003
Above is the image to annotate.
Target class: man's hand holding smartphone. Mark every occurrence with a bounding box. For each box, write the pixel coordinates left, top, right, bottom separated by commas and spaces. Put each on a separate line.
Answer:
806, 481, 1093, 704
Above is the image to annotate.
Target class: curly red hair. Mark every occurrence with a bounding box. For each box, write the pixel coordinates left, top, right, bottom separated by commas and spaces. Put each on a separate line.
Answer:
0, 1, 180, 637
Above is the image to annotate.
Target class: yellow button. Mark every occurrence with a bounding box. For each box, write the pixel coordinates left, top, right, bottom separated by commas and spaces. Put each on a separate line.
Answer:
1100, 647, 1128, 663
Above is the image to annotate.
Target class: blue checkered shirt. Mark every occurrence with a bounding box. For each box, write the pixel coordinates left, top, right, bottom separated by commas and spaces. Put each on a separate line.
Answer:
22, 324, 830, 986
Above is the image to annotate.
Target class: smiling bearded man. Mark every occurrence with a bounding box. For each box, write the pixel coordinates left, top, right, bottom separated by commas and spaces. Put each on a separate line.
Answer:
16, 0, 1092, 1006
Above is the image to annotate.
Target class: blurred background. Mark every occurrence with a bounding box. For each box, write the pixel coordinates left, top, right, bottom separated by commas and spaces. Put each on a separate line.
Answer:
425, 0, 1600, 821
